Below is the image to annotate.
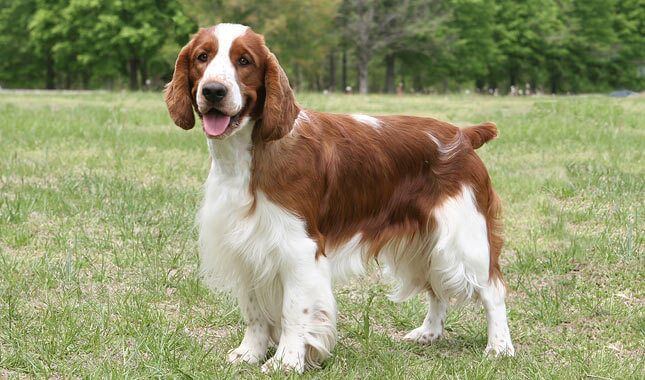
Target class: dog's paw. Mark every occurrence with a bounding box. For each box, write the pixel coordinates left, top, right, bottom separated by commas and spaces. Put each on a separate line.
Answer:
227, 345, 264, 365
260, 351, 306, 374
403, 326, 443, 345
485, 341, 515, 357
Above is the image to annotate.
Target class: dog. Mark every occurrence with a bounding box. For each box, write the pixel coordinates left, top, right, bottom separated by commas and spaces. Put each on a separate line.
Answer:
164, 23, 515, 373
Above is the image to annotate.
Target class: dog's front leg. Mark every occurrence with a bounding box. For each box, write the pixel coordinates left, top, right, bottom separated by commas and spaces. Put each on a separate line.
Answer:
227, 288, 273, 364
261, 240, 337, 373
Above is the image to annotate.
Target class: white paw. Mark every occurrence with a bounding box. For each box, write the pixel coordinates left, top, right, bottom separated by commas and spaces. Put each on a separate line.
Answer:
485, 341, 515, 357
260, 350, 306, 374
227, 345, 264, 365
403, 326, 443, 345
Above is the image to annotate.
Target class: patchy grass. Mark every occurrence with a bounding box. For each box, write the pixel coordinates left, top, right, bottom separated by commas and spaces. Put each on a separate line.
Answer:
0, 91, 643, 379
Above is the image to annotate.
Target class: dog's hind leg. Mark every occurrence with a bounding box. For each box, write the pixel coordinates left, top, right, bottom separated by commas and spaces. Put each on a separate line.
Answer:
478, 280, 515, 356
403, 291, 447, 344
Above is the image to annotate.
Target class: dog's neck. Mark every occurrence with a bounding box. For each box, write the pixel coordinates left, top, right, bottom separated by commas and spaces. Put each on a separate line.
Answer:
206, 119, 253, 183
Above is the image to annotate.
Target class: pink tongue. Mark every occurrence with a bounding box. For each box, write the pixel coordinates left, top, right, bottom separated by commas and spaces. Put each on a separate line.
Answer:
203, 112, 231, 136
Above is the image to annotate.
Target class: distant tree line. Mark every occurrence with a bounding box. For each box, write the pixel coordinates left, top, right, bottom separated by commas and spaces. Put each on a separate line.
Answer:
1, 0, 643, 94
0, 0, 196, 91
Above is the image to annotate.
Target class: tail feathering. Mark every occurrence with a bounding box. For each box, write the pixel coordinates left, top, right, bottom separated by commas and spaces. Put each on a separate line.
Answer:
464, 122, 498, 149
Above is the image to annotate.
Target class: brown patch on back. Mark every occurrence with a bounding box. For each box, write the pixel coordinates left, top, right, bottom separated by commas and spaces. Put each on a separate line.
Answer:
251, 111, 504, 279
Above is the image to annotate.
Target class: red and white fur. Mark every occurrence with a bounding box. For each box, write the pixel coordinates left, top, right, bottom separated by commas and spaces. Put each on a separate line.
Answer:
164, 23, 515, 373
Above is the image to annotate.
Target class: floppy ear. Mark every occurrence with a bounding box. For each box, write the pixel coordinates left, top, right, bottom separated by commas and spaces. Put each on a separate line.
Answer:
164, 43, 195, 130
255, 53, 299, 141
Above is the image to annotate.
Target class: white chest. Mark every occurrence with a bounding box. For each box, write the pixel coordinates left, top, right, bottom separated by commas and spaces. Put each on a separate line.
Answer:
196, 128, 316, 293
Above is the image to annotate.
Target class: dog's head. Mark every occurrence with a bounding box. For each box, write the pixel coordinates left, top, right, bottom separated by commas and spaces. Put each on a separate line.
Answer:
164, 23, 298, 141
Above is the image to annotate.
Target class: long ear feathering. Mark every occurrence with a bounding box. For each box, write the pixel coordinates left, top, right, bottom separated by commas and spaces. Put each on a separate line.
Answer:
255, 52, 299, 142
164, 43, 195, 130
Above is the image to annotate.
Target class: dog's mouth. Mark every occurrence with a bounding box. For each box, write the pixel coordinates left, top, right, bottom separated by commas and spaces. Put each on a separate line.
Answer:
202, 109, 243, 139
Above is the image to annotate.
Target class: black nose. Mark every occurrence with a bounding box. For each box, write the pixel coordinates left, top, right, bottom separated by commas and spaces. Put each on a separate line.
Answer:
202, 82, 227, 102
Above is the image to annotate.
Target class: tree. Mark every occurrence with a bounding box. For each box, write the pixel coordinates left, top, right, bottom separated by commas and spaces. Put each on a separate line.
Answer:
0, 0, 42, 88
28, 0, 67, 89
447, 0, 499, 91
381, 0, 447, 93
107, 0, 195, 90
23, 0, 195, 90
612, 0, 645, 89
339, 0, 445, 94
54, 0, 117, 88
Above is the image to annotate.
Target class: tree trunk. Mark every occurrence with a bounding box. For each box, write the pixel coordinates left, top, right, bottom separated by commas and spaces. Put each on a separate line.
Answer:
129, 57, 139, 91
341, 48, 347, 91
64, 71, 72, 89
357, 50, 370, 94
45, 53, 55, 89
357, 62, 368, 94
82, 72, 90, 89
475, 78, 485, 93
413, 74, 423, 93
550, 74, 559, 94
295, 65, 303, 91
529, 79, 537, 93
384, 53, 395, 94
487, 66, 498, 94
139, 59, 148, 90
315, 73, 322, 92
328, 51, 336, 91
509, 65, 518, 87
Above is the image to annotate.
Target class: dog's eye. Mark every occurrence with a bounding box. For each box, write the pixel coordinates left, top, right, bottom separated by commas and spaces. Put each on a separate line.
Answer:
197, 53, 208, 62
238, 57, 250, 66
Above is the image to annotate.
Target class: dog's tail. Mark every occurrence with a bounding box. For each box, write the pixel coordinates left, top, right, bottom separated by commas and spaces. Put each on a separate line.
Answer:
463, 122, 498, 149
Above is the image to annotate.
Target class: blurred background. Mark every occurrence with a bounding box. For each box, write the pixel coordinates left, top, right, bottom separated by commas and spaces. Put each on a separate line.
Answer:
0, 0, 643, 94
0, 2, 643, 378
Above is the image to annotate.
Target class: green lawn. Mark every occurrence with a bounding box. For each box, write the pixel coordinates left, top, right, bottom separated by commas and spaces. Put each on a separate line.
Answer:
0, 91, 643, 379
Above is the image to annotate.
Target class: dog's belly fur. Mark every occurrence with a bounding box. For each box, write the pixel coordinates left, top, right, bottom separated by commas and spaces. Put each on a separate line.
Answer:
328, 185, 490, 303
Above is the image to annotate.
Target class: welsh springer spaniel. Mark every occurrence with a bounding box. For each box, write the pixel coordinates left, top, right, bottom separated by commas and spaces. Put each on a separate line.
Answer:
165, 23, 515, 373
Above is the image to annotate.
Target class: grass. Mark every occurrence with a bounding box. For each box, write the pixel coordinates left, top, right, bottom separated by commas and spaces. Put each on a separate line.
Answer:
0, 90, 643, 379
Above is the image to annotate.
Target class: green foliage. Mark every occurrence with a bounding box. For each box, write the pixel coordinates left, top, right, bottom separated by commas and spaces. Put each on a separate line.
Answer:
1, 0, 196, 89
0, 0, 642, 92
0, 0, 41, 87
450, 0, 500, 83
